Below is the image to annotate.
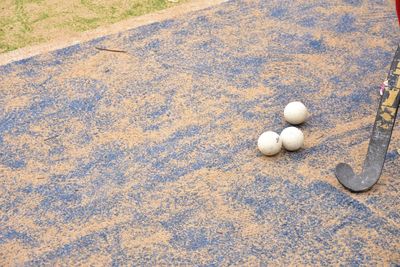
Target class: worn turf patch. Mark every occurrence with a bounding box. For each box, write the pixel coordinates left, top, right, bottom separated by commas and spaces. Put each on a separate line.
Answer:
0, 0, 187, 53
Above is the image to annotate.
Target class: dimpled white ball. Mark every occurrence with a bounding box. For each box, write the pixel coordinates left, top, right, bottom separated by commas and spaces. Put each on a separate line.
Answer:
280, 127, 304, 151
257, 131, 282, 156
284, 101, 308, 125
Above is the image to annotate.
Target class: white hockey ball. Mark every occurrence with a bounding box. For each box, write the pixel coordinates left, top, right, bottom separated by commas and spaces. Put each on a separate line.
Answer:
284, 101, 308, 125
280, 127, 304, 151
257, 131, 282, 156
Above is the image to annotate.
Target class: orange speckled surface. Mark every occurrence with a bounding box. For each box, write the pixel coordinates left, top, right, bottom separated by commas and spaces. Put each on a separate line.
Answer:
0, 0, 399, 265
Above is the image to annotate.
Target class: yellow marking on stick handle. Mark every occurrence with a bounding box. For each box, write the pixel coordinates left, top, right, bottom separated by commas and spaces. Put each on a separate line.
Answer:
394, 61, 400, 75
382, 89, 399, 107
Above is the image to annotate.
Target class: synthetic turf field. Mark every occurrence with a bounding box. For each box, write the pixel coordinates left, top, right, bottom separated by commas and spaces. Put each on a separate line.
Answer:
0, 0, 187, 53
0, 0, 399, 265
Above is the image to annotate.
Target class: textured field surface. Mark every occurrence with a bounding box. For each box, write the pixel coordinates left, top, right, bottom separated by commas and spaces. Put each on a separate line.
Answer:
0, 0, 187, 53
1, 0, 400, 265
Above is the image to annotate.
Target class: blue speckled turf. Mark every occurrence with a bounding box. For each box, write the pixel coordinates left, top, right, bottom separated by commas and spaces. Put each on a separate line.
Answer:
1, 0, 400, 265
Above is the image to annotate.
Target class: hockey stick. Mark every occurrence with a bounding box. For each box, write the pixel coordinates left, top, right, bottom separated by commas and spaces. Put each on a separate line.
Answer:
335, 45, 400, 192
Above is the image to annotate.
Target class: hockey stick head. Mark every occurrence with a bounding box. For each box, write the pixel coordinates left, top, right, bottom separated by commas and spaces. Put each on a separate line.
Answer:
334, 163, 376, 192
